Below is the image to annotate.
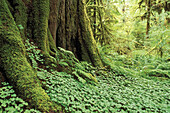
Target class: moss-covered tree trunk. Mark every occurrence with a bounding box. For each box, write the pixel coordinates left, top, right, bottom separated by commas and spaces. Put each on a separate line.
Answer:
0, 0, 63, 112
0, 0, 103, 112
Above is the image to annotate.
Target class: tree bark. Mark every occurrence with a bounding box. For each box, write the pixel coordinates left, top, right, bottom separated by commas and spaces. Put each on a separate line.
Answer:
49, 0, 103, 67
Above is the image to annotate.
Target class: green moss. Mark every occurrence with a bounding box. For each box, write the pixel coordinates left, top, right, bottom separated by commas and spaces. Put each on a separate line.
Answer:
0, 0, 63, 112
32, 0, 59, 68
72, 69, 98, 84
12, 0, 28, 40
76, 69, 98, 83
47, 28, 57, 55
5, 0, 14, 13
78, 0, 103, 67
32, 0, 49, 52
0, 1, 25, 54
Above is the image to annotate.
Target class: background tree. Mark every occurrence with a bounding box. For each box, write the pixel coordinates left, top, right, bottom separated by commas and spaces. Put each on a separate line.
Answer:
139, 0, 170, 38
87, 0, 120, 45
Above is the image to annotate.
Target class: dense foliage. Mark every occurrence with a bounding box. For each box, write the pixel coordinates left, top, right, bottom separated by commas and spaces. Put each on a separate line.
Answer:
40, 70, 170, 112
0, 82, 41, 113
1, 60, 169, 112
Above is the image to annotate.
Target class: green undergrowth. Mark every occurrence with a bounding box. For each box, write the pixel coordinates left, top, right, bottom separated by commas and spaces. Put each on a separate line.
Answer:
1, 40, 169, 112
99, 45, 170, 80
0, 82, 41, 113
26, 40, 170, 112
1, 69, 169, 112
38, 68, 169, 113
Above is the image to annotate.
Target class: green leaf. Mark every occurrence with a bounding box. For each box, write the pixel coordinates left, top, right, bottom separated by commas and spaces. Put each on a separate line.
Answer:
18, 25, 24, 29
59, 61, 69, 67
1, 102, 7, 107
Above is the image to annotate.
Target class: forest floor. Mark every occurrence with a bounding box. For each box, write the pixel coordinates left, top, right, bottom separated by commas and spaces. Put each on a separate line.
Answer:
0, 66, 169, 113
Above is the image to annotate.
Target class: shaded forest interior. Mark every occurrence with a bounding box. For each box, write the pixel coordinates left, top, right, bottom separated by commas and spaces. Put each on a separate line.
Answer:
0, 0, 169, 112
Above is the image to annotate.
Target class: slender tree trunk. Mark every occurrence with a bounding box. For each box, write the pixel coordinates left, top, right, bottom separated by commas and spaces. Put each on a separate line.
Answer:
49, 0, 66, 48
93, 0, 97, 40
146, 0, 151, 38
97, 0, 105, 45
48, 0, 58, 46
164, 0, 170, 23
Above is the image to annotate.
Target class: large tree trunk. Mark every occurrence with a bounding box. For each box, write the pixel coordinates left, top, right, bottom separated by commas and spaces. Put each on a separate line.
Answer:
0, 0, 103, 112
49, 0, 103, 67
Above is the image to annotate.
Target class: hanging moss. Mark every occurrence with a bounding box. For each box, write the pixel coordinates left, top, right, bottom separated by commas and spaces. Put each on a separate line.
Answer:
0, 0, 63, 112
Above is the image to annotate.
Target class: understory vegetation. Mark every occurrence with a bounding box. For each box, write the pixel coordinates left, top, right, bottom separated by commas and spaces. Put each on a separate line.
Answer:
1, 69, 169, 112
1, 37, 169, 112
